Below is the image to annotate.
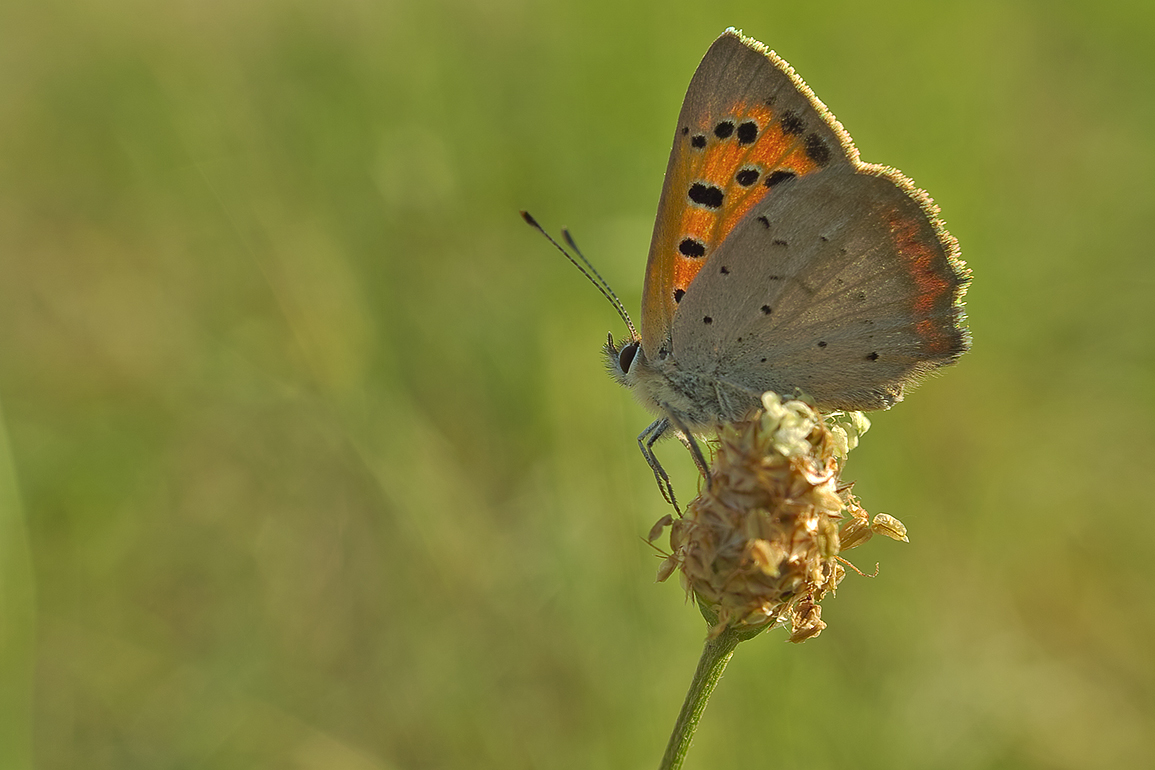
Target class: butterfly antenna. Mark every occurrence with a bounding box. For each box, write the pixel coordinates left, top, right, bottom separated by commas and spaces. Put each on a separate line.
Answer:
560, 228, 639, 340
521, 211, 639, 339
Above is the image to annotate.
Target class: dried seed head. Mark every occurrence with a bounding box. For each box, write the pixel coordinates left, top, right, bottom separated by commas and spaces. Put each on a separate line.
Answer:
658, 392, 902, 642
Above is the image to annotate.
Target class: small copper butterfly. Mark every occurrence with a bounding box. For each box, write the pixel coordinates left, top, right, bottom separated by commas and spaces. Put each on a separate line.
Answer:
527, 29, 969, 505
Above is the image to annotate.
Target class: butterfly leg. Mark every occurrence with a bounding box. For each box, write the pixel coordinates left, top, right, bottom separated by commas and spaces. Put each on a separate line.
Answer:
668, 415, 710, 479
638, 418, 680, 513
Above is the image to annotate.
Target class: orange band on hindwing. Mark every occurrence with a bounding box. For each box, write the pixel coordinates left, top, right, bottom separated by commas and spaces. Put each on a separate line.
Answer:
887, 211, 954, 354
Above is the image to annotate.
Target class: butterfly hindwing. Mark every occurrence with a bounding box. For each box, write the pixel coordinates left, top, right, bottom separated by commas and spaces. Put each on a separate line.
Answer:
640, 29, 858, 357
670, 168, 969, 412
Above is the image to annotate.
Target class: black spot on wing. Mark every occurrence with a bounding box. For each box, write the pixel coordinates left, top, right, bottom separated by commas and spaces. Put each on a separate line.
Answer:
678, 238, 706, 257
713, 121, 734, 139
688, 183, 723, 208
691, 134, 706, 149
765, 170, 796, 188
673, 289, 685, 303
735, 168, 760, 186
804, 134, 831, 166
736, 121, 758, 144
780, 111, 805, 136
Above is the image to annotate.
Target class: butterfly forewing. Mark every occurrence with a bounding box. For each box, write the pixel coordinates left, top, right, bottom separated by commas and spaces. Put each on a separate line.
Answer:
640, 30, 857, 357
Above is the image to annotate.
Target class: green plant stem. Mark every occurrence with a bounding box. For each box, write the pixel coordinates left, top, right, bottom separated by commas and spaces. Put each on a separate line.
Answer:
658, 626, 743, 770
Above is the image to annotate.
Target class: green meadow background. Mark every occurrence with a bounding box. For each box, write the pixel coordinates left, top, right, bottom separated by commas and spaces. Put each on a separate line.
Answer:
2, 1, 1153, 768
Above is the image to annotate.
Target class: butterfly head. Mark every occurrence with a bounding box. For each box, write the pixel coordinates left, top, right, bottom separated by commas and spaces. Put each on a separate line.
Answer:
604, 332, 644, 387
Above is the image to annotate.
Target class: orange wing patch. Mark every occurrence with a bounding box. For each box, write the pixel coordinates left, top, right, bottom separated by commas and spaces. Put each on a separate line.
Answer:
667, 101, 829, 304
887, 211, 954, 355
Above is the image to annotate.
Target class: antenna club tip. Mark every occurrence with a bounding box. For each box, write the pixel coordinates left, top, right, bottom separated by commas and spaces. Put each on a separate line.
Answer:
520, 210, 540, 228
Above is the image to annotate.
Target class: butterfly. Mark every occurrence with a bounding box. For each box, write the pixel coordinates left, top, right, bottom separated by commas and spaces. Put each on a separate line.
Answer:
528, 29, 969, 507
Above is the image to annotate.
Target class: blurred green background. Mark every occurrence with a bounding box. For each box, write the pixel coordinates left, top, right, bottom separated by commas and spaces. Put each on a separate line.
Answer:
1, 0, 1153, 768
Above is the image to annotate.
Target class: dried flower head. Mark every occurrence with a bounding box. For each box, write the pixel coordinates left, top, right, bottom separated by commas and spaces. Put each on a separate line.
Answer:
654, 392, 906, 642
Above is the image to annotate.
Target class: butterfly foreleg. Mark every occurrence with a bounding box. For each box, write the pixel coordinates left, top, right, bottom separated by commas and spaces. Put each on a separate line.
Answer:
638, 418, 681, 513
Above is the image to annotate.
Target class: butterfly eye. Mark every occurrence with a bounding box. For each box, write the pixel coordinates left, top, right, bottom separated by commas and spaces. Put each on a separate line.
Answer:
618, 341, 640, 373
